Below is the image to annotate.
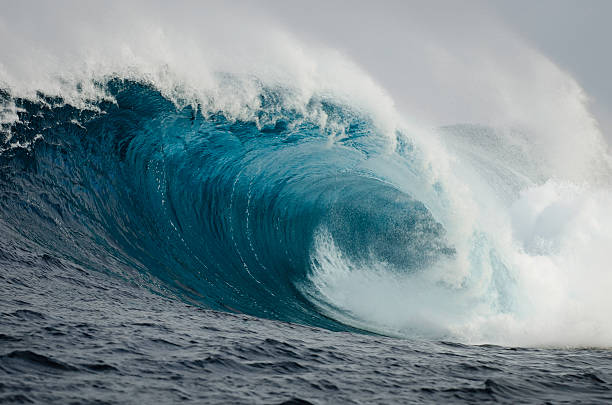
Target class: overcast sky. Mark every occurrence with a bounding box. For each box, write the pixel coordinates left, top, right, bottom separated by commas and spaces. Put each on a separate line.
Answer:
490, 0, 612, 141
255, 0, 612, 142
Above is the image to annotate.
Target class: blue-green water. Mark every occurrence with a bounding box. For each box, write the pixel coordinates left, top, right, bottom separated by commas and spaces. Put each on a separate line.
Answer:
1, 81, 611, 404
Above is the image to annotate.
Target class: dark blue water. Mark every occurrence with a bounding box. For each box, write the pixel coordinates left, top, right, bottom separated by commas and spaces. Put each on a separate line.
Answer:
1, 81, 611, 404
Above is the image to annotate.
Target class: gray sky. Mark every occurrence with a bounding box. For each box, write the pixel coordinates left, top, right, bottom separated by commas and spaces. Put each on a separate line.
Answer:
490, 0, 612, 140
255, 0, 612, 142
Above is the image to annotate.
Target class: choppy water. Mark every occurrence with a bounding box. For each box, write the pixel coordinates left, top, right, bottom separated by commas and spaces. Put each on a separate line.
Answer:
3, 232, 612, 404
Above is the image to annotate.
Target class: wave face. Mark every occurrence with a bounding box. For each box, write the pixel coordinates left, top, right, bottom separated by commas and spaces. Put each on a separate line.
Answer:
0, 80, 457, 331
2, 73, 612, 346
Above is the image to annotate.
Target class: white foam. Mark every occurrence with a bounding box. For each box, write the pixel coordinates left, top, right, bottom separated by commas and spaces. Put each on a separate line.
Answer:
2, 1, 612, 347
0, 99, 21, 142
0, 2, 400, 139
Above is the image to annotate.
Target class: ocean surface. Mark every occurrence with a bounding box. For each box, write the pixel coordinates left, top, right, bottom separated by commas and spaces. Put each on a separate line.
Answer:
3, 2, 612, 401
2, 244, 612, 404
1, 80, 611, 404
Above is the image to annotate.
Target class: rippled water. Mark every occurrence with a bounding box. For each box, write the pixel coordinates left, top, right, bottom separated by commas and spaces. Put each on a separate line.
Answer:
2, 238, 612, 404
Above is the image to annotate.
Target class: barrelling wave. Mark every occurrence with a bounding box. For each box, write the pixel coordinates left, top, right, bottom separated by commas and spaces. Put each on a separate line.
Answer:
0, 79, 454, 326
2, 76, 612, 404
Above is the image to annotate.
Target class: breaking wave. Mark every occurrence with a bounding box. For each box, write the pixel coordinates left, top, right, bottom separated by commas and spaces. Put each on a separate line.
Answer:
1, 1, 612, 347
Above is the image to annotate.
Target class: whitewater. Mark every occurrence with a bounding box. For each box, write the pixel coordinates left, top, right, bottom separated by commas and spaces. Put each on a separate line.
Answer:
2, 1, 612, 403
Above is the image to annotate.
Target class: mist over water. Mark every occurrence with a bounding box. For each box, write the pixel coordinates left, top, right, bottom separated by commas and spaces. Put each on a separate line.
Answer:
1, 0, 612, 350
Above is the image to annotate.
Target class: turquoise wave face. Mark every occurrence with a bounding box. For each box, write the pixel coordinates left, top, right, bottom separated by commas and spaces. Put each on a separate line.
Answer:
0, 80, 457, 332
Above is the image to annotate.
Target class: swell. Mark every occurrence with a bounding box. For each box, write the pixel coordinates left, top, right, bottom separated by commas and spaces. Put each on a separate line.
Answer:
0, 79, 454, 332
